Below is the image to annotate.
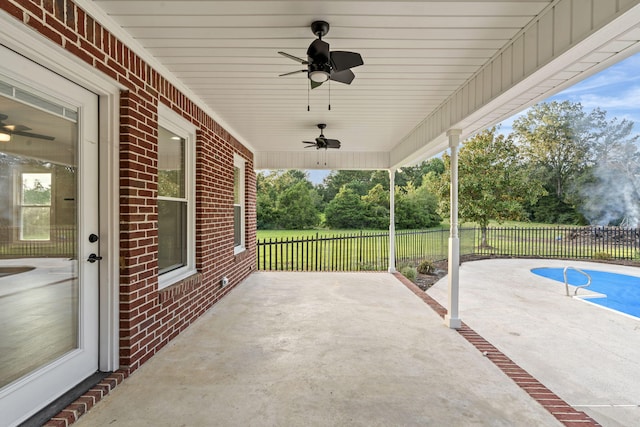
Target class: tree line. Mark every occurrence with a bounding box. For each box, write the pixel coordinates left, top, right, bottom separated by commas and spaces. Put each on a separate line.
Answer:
257, 101, 640, 232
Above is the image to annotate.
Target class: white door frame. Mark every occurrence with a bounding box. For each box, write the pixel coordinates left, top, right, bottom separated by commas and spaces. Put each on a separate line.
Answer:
0, 12, 122, 374
0, 47, 100, 426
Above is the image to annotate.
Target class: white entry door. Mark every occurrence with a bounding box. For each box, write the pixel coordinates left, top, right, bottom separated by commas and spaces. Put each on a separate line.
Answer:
0, 46, 99, 426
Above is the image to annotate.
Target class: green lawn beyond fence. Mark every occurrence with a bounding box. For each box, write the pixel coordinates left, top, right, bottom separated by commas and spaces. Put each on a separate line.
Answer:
256, 226, 640, 271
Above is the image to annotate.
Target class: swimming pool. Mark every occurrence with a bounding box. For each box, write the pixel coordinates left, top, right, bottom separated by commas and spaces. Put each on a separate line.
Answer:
531, 267, 640, 319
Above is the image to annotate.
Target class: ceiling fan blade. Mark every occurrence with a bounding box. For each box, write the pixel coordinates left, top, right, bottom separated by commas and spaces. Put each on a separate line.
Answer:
12, 130, 55, 141
302, 141, 316, 144
330, 69, 355, 85
330, 51, 363, 72
279, 69, 307, 77
278, 51, 308, 64
310, 79, 324, 90
325, 139, 341, 149
4, 124, 31, 132
307, 39, 330, 64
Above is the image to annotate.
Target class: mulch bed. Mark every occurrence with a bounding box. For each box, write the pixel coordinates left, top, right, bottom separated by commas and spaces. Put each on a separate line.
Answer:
411, 253, 640, 291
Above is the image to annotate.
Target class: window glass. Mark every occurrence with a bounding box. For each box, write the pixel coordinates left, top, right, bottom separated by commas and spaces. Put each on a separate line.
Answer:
233, 156, 245, 252
158, 126, 187, 275
158, 199, 186, 273
20, 173, 52, 240
158, 128, 185, 199
234, 166, 240, 204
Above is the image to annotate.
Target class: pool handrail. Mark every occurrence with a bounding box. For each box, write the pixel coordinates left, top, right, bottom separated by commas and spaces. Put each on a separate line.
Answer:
563, 266, 591, 296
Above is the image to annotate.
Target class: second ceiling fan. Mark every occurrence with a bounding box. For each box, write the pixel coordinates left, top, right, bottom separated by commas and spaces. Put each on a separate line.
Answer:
279, 21, 364, 89
303, 124, 341, 150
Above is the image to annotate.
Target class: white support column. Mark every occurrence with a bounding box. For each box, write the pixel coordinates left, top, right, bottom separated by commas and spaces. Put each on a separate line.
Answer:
388, 168, 396, 273
445, 130, 462, 329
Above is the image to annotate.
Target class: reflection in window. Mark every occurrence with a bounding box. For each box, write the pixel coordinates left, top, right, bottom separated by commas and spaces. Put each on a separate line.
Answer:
234, 155, 245, 252
20, 173, 52, 240
158, 127, 187, 274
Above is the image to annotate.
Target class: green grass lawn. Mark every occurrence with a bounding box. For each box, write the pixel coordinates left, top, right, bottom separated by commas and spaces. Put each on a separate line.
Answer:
256, 221, 640, 271
257, 229, 390, 240
256, 220, 561, 241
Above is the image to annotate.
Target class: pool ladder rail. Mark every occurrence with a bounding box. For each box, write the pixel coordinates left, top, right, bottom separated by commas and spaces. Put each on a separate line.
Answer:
563, 266, 591, 296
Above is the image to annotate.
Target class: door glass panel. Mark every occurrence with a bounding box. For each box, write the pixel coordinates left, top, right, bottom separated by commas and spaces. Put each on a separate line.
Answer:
0, 91, 79, 389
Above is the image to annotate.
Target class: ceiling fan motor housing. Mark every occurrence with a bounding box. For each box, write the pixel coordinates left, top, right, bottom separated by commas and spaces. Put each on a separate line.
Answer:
311, 21, 330, 38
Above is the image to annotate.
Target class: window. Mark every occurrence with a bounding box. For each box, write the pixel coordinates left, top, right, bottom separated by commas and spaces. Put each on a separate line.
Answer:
20, 172, 52, 240
233, 154, 245, 254
158, 105, 195, 288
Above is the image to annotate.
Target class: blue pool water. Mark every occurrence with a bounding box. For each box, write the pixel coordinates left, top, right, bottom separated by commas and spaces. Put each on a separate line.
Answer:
531, 268, 640, 319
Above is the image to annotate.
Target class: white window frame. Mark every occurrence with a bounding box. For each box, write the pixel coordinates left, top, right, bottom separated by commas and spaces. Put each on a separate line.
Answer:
158, 104, 196, 289
17, 171, 53, 241
233, 154, 246, 255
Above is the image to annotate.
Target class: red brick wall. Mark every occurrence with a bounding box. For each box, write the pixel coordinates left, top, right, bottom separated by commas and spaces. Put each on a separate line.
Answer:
2, 0, 256, 372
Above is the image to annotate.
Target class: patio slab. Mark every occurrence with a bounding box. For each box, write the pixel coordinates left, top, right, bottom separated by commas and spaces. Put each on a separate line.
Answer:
74, 271, 562, 426
427, 258, 640, 427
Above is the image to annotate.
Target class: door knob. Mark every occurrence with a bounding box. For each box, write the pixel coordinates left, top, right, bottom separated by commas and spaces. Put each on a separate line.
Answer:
87, 253, 103, 263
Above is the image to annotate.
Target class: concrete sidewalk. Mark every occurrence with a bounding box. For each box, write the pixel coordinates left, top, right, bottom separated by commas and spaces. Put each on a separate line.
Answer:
75, 271, 561, 426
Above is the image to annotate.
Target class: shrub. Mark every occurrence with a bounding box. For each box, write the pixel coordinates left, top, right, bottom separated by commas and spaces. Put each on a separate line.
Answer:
400, 266, 418, 281
593, 252, 612, 260
417, 259, 435, 274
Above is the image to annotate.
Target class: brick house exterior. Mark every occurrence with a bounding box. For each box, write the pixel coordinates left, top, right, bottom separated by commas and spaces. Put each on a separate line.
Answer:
0, 0, 256, 420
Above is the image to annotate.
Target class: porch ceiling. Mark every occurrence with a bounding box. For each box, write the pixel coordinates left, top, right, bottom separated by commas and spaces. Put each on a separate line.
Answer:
86, 0, 640, 169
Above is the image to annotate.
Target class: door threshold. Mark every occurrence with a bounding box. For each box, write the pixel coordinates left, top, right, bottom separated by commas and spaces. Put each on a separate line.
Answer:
19, 371, 110, 427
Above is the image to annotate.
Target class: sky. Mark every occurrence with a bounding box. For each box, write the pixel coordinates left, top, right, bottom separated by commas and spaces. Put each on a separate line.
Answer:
305, 52, 640, 184
500, 52, 640, 134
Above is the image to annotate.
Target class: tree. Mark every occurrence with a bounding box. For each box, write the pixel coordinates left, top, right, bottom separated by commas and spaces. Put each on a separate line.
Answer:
22, 178, 51, 205
256, 172, 278, 229
276, 181, 320, 229
320, 170, 375, 202
527, 194, 586, 225
589, 109, 639, 163
394, 181, 441, 229
395, 158, 445, 188
324, 186, 368, 228
256, 170, 316, 229
512, 101, 595, 199
427, 127, 546, 246
361, 183, 390, 229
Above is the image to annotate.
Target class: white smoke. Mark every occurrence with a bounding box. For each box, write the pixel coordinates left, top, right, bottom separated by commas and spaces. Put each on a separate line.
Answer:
580, 142, 640, 226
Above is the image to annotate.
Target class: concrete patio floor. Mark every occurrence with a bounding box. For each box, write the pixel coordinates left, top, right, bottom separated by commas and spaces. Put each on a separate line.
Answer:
74, 271, 566, 426
428, 259, 640, 427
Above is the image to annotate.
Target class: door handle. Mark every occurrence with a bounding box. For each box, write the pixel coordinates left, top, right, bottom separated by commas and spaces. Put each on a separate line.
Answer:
87, 253, 103, 263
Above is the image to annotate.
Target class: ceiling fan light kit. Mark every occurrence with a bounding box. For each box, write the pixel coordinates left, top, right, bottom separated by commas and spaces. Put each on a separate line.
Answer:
0, 113, 55, 141
309, 69, 330, 83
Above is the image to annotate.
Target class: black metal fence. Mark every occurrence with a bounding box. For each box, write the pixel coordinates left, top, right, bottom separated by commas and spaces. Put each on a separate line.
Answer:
257, 226, 640, 271
475, 226, 640, 260
0, 226, 76, 258
256, 231, 390, 271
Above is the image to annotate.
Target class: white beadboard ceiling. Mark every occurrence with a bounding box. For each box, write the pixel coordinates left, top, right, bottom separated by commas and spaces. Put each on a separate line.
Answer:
87, 0, 640, 169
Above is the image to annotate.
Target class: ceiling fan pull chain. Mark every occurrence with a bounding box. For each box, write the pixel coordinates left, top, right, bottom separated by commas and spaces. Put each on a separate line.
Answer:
328, 81, 331, 110
307, 83, 310, 111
